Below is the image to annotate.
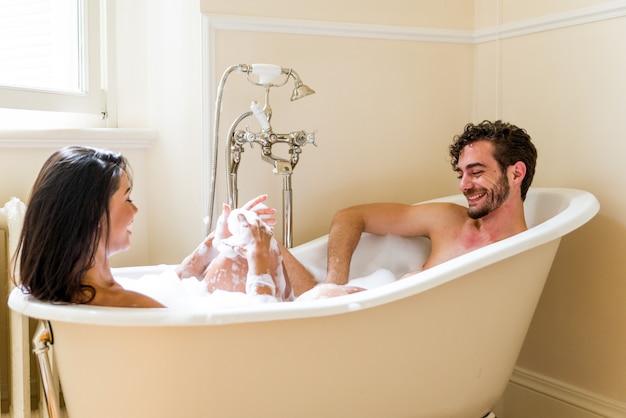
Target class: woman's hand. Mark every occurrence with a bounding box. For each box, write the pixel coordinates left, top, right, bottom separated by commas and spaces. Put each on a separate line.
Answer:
176, 195, 275, 280
213, 195, 276, 249
240, 194, 277, 227
212, 203, 232, 248
231, 214, 273, 262
234, 213, 276, 297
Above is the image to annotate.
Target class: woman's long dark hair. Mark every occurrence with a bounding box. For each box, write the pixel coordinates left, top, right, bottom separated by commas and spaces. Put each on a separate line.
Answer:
14, 146, 131, 303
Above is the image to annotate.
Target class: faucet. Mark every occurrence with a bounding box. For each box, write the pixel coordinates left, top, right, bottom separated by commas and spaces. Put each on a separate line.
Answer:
207, 64, 316, 248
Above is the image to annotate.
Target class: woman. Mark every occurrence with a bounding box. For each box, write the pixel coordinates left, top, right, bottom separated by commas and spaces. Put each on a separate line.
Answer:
15, 146, 282, 307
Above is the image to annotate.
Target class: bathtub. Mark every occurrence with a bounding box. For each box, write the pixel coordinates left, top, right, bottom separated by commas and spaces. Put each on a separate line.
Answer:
8, 187, 599, 418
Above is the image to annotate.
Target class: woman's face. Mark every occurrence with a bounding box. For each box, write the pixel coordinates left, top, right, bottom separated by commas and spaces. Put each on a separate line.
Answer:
107, 172, 138, 255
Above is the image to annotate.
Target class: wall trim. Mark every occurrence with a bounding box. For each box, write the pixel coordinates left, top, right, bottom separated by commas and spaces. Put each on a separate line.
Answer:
510, 367, 626, 418
476, 0, 626, 42
204, 0, 626, 44
206, 13, 474, 43
0, 128, 158, 149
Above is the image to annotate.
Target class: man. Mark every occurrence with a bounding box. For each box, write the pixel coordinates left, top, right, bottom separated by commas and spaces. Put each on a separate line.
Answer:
322, 120, 537, 285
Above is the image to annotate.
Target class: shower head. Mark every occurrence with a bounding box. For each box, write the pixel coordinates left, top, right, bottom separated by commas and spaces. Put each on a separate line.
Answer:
291, 80, 315, 101
288, 69, 315, 101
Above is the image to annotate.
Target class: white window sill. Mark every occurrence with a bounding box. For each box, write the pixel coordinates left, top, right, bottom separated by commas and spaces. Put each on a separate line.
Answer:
0, 128, 157, 149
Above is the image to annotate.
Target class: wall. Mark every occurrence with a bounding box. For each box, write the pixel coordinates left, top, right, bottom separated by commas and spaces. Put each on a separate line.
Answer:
474, 0, 626, 415
205, 25, 473, 245
113, 0, 475, 265
509, 17, 626, 397
116, 0, 205, 263
513, 11, 626, 408
200, 0, 474, 28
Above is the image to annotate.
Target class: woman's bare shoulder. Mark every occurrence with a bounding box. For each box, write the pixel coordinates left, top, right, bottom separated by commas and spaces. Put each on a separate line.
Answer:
88, 283, 164, 308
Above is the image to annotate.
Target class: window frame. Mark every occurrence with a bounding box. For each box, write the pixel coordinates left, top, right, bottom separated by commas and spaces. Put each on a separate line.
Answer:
0, 0, 111, 122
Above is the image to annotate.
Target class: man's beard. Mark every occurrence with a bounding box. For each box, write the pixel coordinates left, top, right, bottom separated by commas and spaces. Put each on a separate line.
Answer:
466, 174, 510, 219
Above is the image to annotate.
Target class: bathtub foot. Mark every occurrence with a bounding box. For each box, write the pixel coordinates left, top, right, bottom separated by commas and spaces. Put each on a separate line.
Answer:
33, 321, 61, 418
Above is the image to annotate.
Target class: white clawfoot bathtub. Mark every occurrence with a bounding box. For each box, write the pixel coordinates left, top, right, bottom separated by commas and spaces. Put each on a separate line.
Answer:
8, 188, 599, 418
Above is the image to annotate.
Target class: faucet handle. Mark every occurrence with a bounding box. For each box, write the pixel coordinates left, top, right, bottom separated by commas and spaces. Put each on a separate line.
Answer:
250, 101, 271, 131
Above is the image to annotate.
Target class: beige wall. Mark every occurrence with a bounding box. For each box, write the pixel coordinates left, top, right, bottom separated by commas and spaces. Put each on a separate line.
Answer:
208, 29, 473, 244
499, 0, 614, 23
485, 16, 626, 403
476, 0, 626, 410
115, 0, 206, 263
201, 0, 474, 28
474, 3, 626, 407
196, 0, 476, 246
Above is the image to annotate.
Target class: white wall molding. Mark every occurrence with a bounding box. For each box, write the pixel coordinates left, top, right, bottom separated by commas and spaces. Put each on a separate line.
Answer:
475, 0, 626, 42
0, 128, 158, 149
510, 367, 626, 418
204, 0, 626, 45
206, 13, 474, 43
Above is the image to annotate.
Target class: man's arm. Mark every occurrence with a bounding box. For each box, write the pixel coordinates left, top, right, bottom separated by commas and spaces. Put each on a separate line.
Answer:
324, 203, 419, 284
324, 202, 450, 285
324, 206, 366, 285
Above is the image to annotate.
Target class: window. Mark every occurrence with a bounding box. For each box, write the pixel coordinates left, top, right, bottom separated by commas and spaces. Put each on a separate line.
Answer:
0, 0, 108, 124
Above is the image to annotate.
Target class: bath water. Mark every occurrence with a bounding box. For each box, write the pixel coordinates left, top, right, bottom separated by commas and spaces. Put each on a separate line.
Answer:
116, 265, 398, 309
116, 233, 428, 308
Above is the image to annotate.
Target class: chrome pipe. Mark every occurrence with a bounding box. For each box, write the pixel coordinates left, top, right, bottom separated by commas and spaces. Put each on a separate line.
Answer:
207, 64, 250, 235
283, 174, 293, 248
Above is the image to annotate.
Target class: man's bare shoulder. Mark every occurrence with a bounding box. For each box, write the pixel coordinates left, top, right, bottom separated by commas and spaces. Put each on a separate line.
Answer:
381, 201, 469, 237
411, 201, 469, 219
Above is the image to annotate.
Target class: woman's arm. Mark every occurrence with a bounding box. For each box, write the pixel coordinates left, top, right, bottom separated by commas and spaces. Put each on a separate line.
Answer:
175, 231, 220, 280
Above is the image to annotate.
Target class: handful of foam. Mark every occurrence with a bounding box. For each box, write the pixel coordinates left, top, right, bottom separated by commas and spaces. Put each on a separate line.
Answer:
226, 207, 271, 236
217, 206, 272, 258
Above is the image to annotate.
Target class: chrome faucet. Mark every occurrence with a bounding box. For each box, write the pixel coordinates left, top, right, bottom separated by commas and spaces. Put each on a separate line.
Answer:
207, 64, 316, 248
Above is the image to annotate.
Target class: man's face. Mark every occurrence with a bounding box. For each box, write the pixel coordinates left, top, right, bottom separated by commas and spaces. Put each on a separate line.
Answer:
456, 140, 510, 219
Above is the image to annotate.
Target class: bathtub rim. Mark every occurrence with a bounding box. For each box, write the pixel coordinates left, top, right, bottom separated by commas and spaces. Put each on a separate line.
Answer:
8, 187, 599, 326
